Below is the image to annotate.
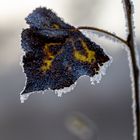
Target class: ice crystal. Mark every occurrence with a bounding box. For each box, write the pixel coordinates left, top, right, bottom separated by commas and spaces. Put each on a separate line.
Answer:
81, 30, 124, 45
90, 57, 112, 85
55, 82, 77, 97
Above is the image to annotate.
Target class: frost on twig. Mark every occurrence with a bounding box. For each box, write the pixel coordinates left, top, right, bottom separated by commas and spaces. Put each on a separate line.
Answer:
122, 0, 140, 140
121, 44, 136, 139
122, 0, 135, 35
78, 27, 128, 46
122, 0, 139, 69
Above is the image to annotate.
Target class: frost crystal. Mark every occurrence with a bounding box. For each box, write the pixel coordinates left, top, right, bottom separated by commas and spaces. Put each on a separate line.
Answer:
90, 56, 112, 85
55, 82, 77, 97
20, 82, 77, 103
122, 0, 135, 37
121, 43, 139, 140
20, 92, 31, 103
121, 1, 139, 139
81, 29, 124, 45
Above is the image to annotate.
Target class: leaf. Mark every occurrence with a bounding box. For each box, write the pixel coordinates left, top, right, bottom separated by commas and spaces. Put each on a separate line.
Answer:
20, 7, 110, 102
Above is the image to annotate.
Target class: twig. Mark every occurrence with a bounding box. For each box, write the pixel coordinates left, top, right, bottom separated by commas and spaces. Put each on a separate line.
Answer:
123, 0, 140, 140
77, 26, 128, 46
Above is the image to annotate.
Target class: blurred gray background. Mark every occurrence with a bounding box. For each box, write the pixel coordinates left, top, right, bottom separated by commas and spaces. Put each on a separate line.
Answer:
0, 0, 139, 140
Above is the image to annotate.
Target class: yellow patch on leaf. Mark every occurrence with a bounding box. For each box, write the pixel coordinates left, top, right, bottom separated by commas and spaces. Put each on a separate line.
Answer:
41, 43, 62, 72
74, 40, 96, 63
51, 23, 60, 29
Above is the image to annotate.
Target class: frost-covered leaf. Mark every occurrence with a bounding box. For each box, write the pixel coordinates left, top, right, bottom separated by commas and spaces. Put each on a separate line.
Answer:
20, 7, 110, 103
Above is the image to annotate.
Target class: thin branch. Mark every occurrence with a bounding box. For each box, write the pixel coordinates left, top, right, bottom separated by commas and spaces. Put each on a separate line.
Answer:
77, 26, 128, 46
123, 0, 140, 140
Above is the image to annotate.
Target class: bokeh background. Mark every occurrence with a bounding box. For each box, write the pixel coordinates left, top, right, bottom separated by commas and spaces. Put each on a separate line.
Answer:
0, 0, 140, 140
